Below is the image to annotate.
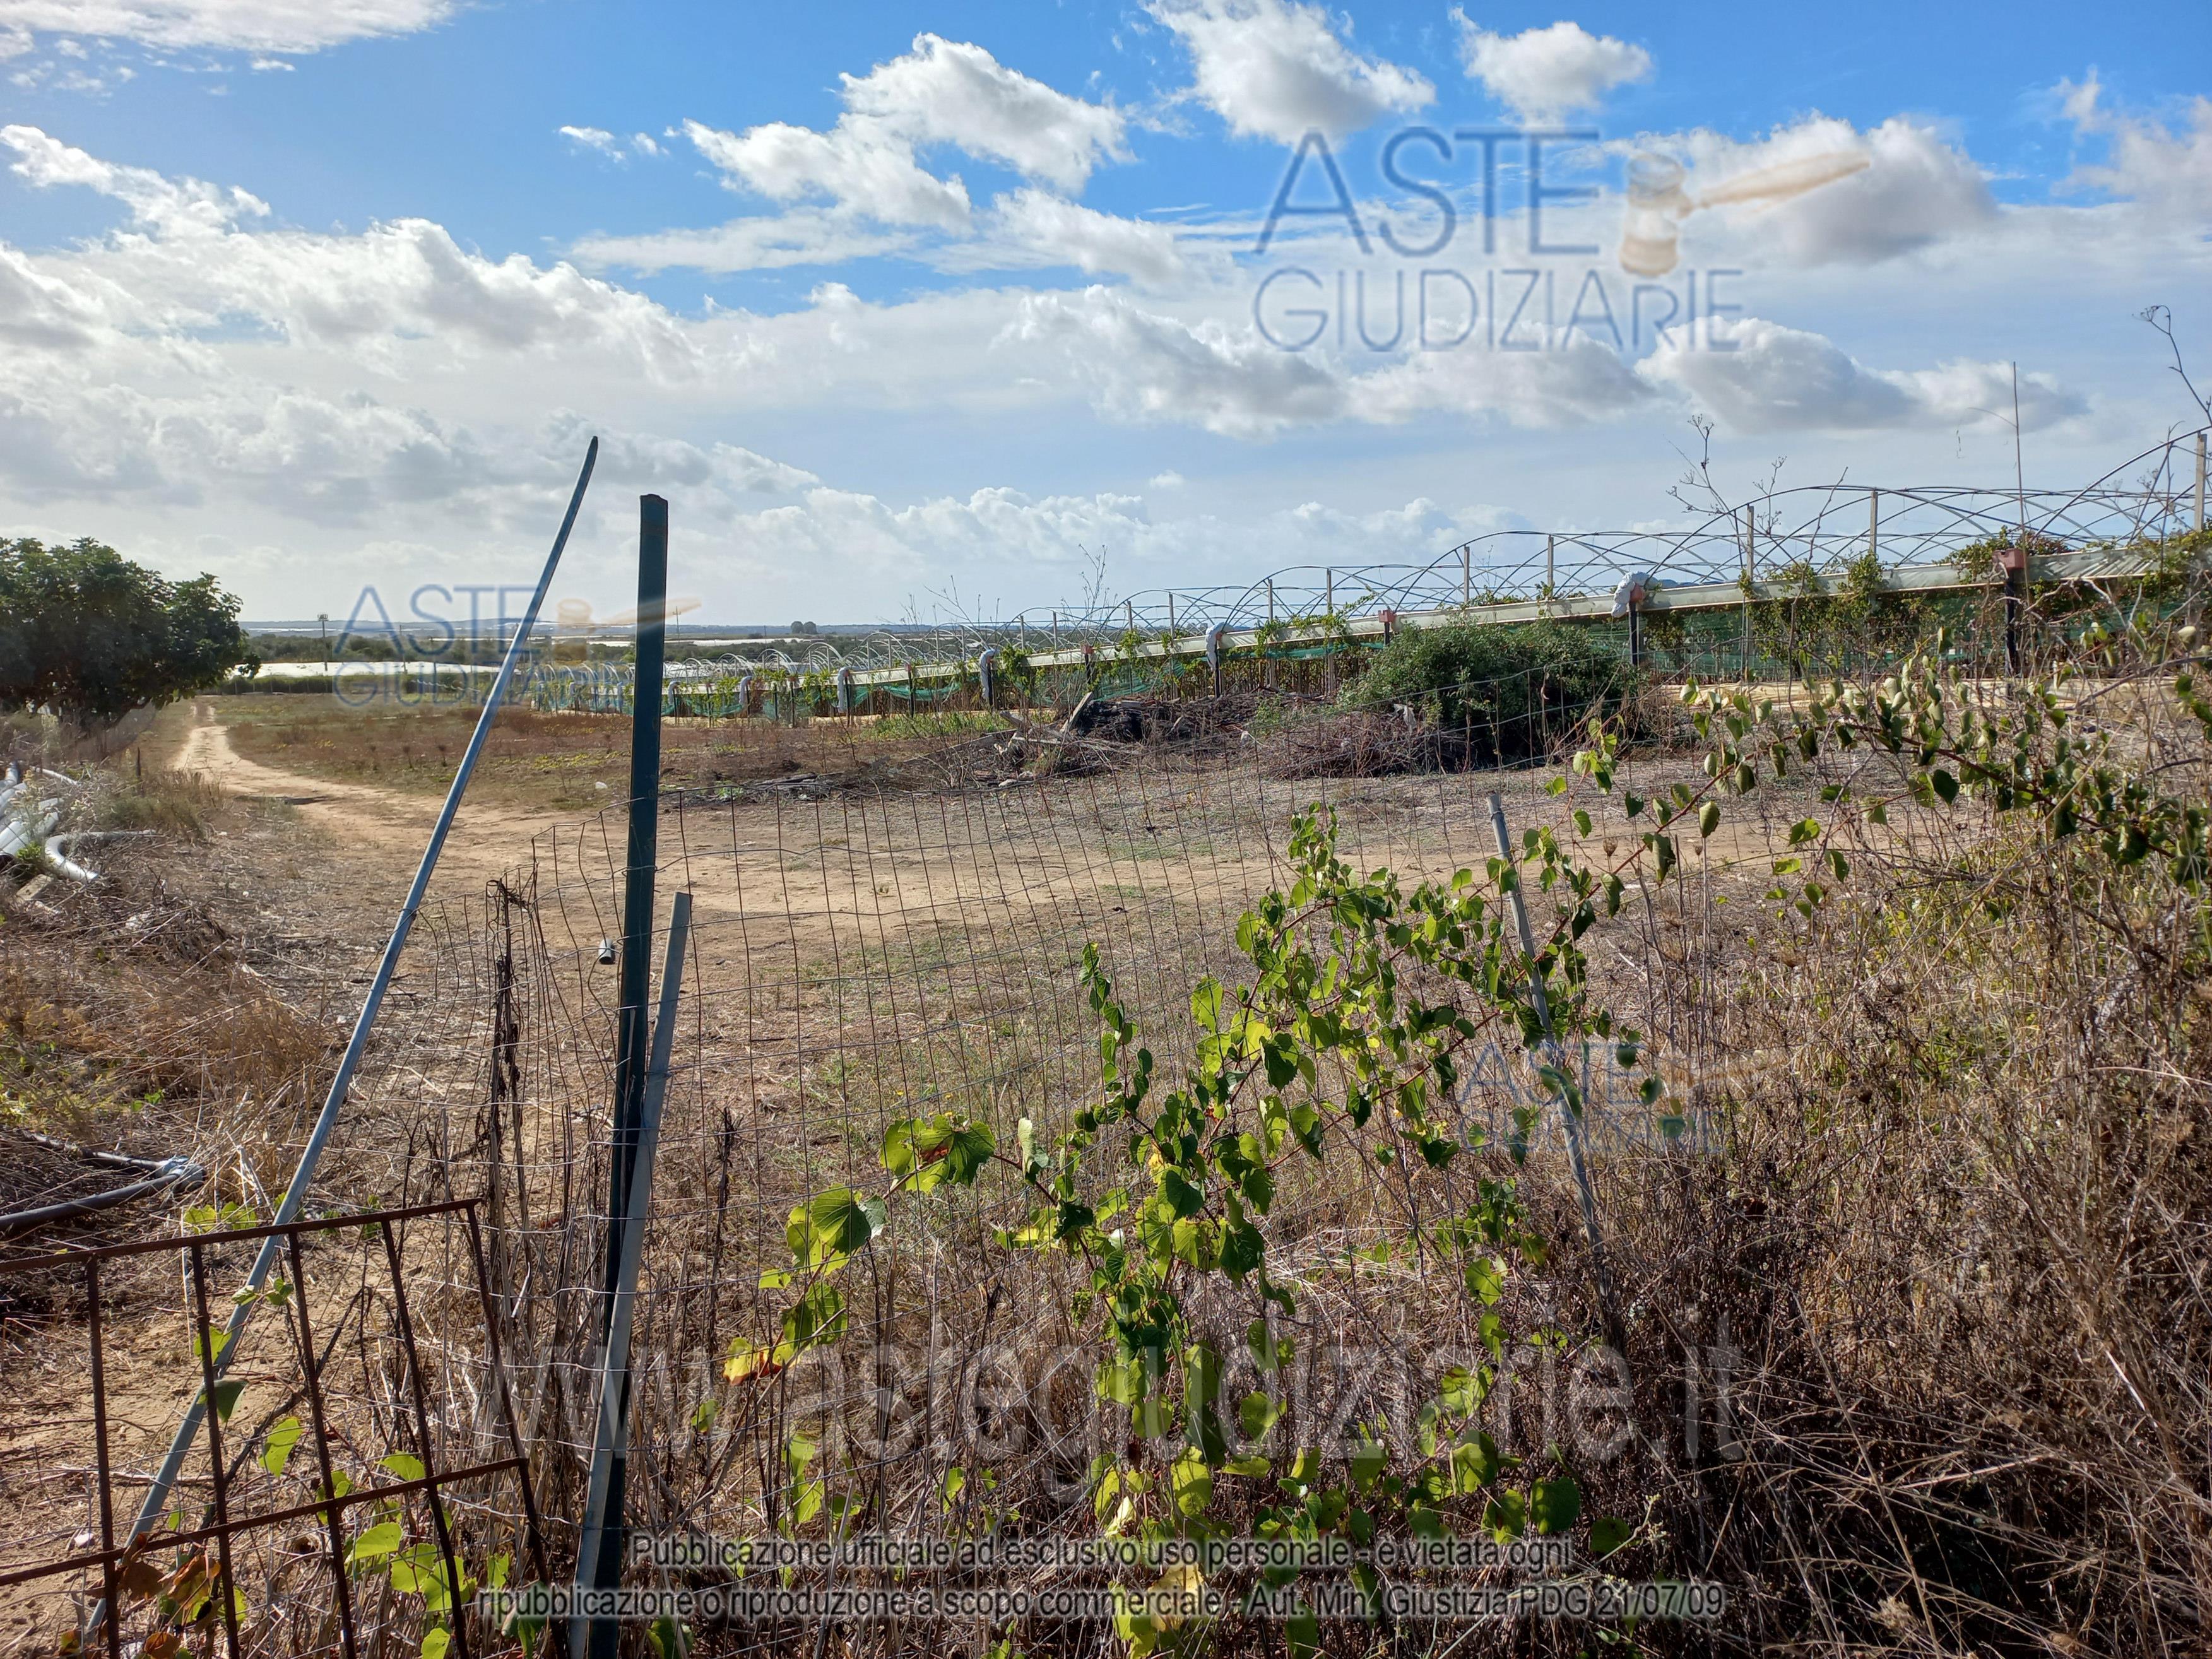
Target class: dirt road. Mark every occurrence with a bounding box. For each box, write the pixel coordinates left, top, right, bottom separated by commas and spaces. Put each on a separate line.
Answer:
174, 707, 565, 887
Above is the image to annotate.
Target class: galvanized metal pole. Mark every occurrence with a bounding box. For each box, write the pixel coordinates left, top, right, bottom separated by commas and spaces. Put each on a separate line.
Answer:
575, 892, 692, 1658
1544, 534, 1554, 594
1487, 793, 1628, 1362
2197, 432, 2206, 529
1462, 545, 1471, 606
1867, 488, 1879, 562
588, 493, 668, 1648
104, 437, 600, 1604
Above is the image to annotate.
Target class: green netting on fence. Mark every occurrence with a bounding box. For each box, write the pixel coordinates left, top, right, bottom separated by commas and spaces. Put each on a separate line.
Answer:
884, 679, 969, 704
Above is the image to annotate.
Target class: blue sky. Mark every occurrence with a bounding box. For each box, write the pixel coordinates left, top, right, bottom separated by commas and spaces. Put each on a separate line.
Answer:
1, 0, 2208, 623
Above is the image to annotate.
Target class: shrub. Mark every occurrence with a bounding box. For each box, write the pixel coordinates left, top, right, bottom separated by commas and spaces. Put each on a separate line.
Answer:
1337, 618, 1631, 764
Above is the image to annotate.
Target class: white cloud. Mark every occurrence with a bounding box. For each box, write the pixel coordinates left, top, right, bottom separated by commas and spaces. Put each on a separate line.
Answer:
961, 189, 1188, 285
1665, 114, 1996, 266
1347, 332, 1656, 427
0, 242, 104, 348
3, 121, 268, 235
576, 208, 919, 275
1005, 285, 1656, 436
1, 126, 698, 371
607, 36, 1140, 277
1452, 12, 1650, 122
1147, 0, 1431, 145
555, 420, 819, 497
0, 0, 454, 54
2058, 74, 2212, 216
559, 125, 622, 158
560, 125, 665, 162
841, 32, 1127, 192
1640, 316, 2086, 433
715, 480, 1494, 602
684, 114, 972, 229
673, 33, 1125, 242
1008, 285, 1350, 435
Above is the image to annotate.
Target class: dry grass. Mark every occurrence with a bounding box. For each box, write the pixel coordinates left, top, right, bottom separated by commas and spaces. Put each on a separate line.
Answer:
387, 649, 2199, 1658
215, 692, 1044, 813
6, 614, 2207, 1656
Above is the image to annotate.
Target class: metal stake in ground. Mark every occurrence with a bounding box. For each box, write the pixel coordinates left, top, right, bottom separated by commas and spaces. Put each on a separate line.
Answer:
576, 893, 692, 1657
1486, 792, 1629, 1363
96, 439, 599, 1628
588, 492, 668, 1650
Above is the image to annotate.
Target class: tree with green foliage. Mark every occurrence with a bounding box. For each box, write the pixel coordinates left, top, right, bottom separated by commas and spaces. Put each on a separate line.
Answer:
0, 538, 257, 732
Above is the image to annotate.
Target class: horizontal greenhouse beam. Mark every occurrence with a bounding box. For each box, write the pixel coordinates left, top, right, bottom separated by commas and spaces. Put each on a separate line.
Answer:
787, 546, 2153, 692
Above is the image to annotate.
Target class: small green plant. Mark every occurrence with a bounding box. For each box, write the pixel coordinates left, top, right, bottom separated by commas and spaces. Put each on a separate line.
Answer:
735, 796, 1669, 1642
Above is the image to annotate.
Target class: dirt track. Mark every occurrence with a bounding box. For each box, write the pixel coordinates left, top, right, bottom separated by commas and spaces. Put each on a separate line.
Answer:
174, 706, 567, 888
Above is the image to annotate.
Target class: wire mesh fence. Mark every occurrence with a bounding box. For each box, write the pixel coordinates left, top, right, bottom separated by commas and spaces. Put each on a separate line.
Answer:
280, 674, 1752, 1651
11, 545, 2207, 1655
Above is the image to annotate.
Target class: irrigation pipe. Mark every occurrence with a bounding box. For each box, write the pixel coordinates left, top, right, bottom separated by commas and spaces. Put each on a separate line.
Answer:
100, 436, 600, 1600
0, 1150, 205, 1236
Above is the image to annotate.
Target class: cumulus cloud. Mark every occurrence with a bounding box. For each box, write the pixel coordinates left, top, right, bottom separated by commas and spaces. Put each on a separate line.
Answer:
1640, 317, 2085, 433
841, 32, 1127, 192
958, 189, 1188, 285
2058, 73, 2212, 216
0, 0, 454, 54
685, 114, 973, 229
1, 126, 699, 373
677, 33, 1124, 233
3, 122, 268, 235
1666, 115, 1996, 267
604, 35, 1144, 276
551, 419, 819, 498
1008, 285, 1349, 435
0, 242, 106, 348
1006, 285, 1657, 436
1347, 332, 1656, 427
0, 373, 494, 517
1451, 12, 1650, 122
1147, 0, 1432, 145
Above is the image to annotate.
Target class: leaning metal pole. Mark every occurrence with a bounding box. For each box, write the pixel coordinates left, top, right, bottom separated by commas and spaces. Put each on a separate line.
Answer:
574, 891, 692, 1655
106, 439, 600, 1583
